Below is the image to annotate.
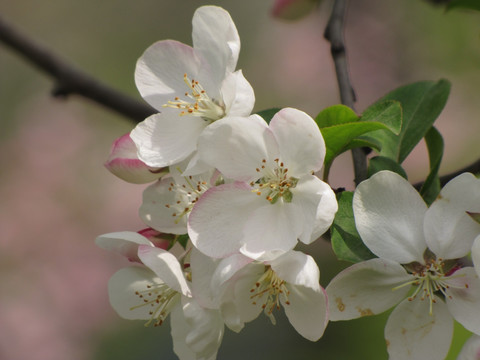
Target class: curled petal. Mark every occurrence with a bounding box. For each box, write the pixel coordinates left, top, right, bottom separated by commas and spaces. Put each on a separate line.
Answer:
353, 171, 427, 264
385, 296, 453, 360
104, 133, 166, 184
221, 70, 255, 117
95, 231, 154, 263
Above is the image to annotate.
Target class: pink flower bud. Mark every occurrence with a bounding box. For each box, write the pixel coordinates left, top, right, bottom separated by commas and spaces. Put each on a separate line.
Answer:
104, 133, 167, 184
137, 228, 172, 250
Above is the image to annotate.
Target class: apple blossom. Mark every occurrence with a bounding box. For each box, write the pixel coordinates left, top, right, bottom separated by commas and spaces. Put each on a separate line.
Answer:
211, 250, 328, 341
130, 5, 255, 171
104, 133, 166, 184
326, 171, 480, 360
188, 108, 337, 261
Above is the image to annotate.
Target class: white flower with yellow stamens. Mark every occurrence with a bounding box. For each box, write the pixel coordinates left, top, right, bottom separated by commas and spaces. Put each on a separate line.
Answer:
130, 5, 254, 172
188, 108, 337, 261
326, 171, 480, 360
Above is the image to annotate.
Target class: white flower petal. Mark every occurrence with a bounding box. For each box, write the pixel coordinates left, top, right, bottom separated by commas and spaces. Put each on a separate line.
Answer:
170, 304, 196, 360
326, 258, 411, 321
269, 251, 320, 291
108, 266, 161, 320
188, 182, 262, 258
190, 248, 221, 309
385, 296, 453, 360
473, 236, 480, 278
292, 175, 337, 244
197, 115, 276, 182
221, 70, 255, 117
192, 6, 240, 79
457, 334, 480, 360
131, 112, 207, 168
424, 173, 480, 259
140, 178, 188, 234
283, 285, 328, 341
138, 246, 191, 297
445, 267, 480, 335
353, 171, 427, 264
95, 231, 153, 263
135, 40, 210, 110
269, 108, 326, 176
240, 201, 303, 261
232, 267, 265, 323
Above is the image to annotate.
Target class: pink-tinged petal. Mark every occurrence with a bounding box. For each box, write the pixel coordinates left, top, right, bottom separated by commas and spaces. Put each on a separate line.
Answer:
424, 173, 480, 259
108, 266, 162, 320
326, 258, 411, 321
353, 171, 427, 264
140, 177, 188, 234
473, 236, 480, 278
197, 115, 277, 182
135, 40, 214, 110
272, 0, 317, 20
269, 108, 326, 176
137, 228, 171, 250
171, 297, 224, 360
188, 182, 262, 258
269, 251, 320, 291
192, 6, 240, 78
283, 285, 328, 341
457, 335, 480, 360
240, 201, 303, 261
130, 112, 207, 168
292, 175, 337, 244
445, 267, 480, 335
385, 296, 453, 360
138, 245, 191, 297
95, 231, 154, 262
104, 133, 166, 184
221, 70, 255, 117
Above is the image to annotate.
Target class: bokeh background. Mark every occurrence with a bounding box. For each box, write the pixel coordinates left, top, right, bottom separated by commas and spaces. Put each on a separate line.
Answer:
1, 0, 480, 359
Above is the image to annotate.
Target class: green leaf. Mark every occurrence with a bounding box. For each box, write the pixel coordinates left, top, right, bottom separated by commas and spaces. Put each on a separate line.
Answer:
420, 127, 444, 205
360, 100, 402, 135
447, 0, 480, 11
363, 80, 450, 163
331, 191, 376, 263
368, 156, 408, 179
316, 104, 401, 180
172, 234, 189, 250
255, 108, 282, 124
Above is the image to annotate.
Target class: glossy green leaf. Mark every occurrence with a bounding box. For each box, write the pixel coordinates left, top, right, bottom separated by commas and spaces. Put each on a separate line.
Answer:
363, 80, 450, 163
360, 100, 402, 135
368, 156, 408, 179
255, 108, 282, 124
331, 191, 376, 263
420, 127, 444, 205
315, 104, 359, 127
447, 0, 480, 11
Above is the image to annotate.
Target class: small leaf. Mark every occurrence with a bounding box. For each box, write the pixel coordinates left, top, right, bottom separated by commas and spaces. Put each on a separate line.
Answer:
447, 0, 480, 11
331, 191, 376, 263
368, 156, 408, 179
361, 100, 402, 135
420, 127, 444, 205
255, 108, 282, 124
315, 104, 358, 127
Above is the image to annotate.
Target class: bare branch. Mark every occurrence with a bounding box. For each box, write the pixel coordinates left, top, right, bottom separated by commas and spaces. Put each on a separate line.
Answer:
0, 15, 156, 123
324, 0, 368, 185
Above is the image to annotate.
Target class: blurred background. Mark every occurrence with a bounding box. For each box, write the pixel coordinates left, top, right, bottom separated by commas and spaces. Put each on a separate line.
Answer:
1, 0, 479, 359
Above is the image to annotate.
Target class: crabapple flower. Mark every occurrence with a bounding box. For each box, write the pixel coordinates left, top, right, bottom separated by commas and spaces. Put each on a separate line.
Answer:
130, 5, 255, 171
104, 133, 166, 184
326, 171, 480, 360
188, 108, 337, 260
457, 335, 480, 360
140, 160, 216, 235
211, 250, 328, 341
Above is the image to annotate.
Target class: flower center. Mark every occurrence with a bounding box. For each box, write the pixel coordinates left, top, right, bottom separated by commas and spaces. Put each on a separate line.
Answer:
163, 73, 225, 121
131, 281, 180, 327
250, 158, 298, 204
393, 258, 468, 315
249, 266, 291, 324
165, 170, 210, 224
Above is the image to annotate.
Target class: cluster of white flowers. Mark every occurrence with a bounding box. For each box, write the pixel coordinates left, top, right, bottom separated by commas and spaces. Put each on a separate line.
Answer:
99, 5, 480, 360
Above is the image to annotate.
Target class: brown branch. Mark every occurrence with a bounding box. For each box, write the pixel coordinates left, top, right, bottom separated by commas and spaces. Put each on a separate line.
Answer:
414, 158, 480, 190
0, 15, 156, 123
324, 0, 367, 185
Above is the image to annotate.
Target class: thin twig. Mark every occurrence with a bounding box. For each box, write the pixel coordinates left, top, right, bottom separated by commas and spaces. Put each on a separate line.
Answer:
324, 0, 367, 185
0, 15, 156, 122
413, 158, 480, 190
